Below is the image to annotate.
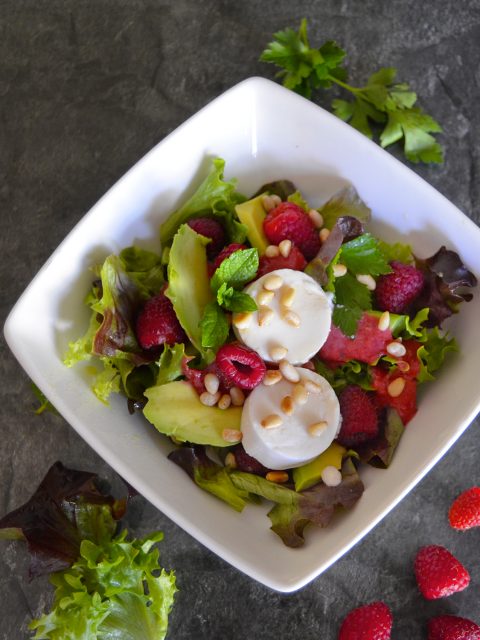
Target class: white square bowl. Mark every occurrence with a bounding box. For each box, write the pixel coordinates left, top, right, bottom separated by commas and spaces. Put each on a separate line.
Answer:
4, 77, 480, 592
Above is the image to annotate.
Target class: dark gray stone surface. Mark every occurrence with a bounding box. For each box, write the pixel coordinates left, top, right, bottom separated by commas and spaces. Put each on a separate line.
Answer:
1, 1, 479, 638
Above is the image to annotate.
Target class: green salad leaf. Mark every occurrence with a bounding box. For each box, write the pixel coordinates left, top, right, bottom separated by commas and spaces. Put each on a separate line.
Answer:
318, 185, 372, 229
199, 301, 230, 351
417, 327, 458, 383
156, 343, 185, 385
119, 246, 164, 297
378, 239, 414, 264
211, 247, 259, 291
340, 233, 392, 277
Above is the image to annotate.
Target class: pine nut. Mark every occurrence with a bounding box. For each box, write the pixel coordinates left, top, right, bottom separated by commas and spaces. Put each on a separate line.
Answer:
279, 239, 292, 258
387, 377, 405, 398
264, 274, 283, 291
319, 228, 330, 242
308, 420, 328, 436
271, 194, 282, 207
204, 373, 220, 395
258, 306, 274, 327
225, 452, 237, 468
304, 380, 321, 394
263, 370, 283, 386
262, 195, 276, 212
283, 310, 301, 327
230, 386, 245, 406
261, 414, 283, 429
378, 310, 390, 332
279, 285, 296, 308
270, 345, 288, 361
222, 428, 242, 443
292, 383, 308, 404
397, 360, 411, 373
357, 274, 376, 291
308, 208, 324, 228
218, 393, 232, 410
266, 471, 289, 484
321, 465, 342, 487
199, 391, 221, 406
279, 359, 300, 383
265, 244, 280, 258
257, 288, 275, 305
281, 395, 294, 415
386, 341, 407, 357
333, 263, 347, 278
232, 312, 253, 329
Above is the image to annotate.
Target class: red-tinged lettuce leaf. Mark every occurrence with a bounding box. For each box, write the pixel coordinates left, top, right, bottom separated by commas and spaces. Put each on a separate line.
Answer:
252, 179, 297, 200
414, 246, 477, 326
168, 445, 252, 512
318, 185, 372, 230
0, 462, 126, 578
355, 408, 405, 468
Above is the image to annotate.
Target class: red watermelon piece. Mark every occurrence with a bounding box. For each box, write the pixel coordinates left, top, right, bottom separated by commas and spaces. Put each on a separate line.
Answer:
319, 313, 393, 364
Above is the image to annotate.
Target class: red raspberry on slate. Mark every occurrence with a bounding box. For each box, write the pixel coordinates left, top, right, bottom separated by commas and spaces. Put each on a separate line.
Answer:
375, 260, 425, 313
338, 601, 393, 640
319, 313, 394, 364
136, 291, 186, 349
212, 243, 247, 271
414, 545, 470, 600
337, 385, 379, 447
449, 487, 480, 530
257, 244, 307, 277
371, 368, 417, 425
215, 343, 266, 390
428, 615, 480, 640
187, 217, 226, 259
263, 202, 320, 260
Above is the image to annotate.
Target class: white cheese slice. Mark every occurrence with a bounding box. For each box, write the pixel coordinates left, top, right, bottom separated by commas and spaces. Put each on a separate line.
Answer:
233, 268, 332, 365
241, 368, 341, 470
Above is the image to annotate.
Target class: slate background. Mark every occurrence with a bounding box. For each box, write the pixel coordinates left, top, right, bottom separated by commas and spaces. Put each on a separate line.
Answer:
1, 1, 480, 638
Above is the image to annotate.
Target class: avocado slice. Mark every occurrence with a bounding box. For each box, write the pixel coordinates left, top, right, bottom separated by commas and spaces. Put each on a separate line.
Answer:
165, 224, 213, 358
293, 442, 346, 491
235, 194, 269, 254
143, 381, 242, 446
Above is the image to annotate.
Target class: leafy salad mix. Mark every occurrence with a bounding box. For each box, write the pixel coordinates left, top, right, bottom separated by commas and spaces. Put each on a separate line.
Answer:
64, 157, 476, 548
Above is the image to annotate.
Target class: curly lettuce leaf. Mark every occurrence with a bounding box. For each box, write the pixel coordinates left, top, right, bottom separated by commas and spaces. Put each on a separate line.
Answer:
119, 246, 164, 298
417, 327, 458, 383
378, 239, 414, 264
159, 157, 247, 246
314, 358, 373, 391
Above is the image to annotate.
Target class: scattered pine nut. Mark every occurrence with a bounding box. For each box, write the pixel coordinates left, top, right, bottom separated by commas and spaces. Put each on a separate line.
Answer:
279, 285, 296, 308
279, 239, 292, 258
387, 377, 406, 398
266, 471, 289, 484
257, 288, 275, 305
204, 372, 220, 395
319, 228, 330, 242
386, 341, 407, 357
308, 420, 328, 436
263, 370, 283, 386
378, 310, 390, 332
304, 380, 321, 394
270, 345, 288, 361
233, 312, 253, 330
265, 244, 280, 258
357, 274, 376, 291
283, 310, 301, 327
262, 195, 276, 212
397, 360, 411, 373
199, 391, 221, 406
321, 465, 342, 487
261, 414, 283, 429
218, 393, 232, 410
308, 208, 324, 228
281, 395, 294, 415
225, 452, 237, 468
264, 273, 284, 291
222, 428, 242, 443
279, 359, 300, 383
292, 383, 308, 405
230, 386, 245, 406
333, 263, 347, 277
258, 306, 274, 327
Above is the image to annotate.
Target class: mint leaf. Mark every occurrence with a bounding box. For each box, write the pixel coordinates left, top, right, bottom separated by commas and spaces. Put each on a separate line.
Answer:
222, 290, 258, 313
199, 302, 229, 351
211, 248, 259, 291
339, 233, 392, 276
216, 282, 235, 306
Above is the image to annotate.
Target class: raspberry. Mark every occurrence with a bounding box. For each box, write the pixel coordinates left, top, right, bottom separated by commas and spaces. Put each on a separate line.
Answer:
338, 601, 393, 640
135, 292, 186, 349
319, 313, 393, 364
263, 202, 320, 260
212, 243, 247, 271
337, 385, 379, 447
257, 244, 307, 277
230, 445, 269, 475
187, 217, 226, 259
215, 343, 266, 390
414, 545, 470, 600
428, 615, 480, 640
371, 368, 417, 425
375, 261, 425, 313
449, 487, 480, 531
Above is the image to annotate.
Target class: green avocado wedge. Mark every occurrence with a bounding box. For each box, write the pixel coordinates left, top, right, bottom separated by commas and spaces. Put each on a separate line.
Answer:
143, 381, 242, 446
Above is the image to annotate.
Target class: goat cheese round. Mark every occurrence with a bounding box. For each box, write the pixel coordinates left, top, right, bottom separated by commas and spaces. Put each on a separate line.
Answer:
241, 368, 341, 470
233, 269, 332, 365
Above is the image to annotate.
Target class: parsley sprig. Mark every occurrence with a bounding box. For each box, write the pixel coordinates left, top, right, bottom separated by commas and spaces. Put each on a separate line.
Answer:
260, 19, 443, 164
